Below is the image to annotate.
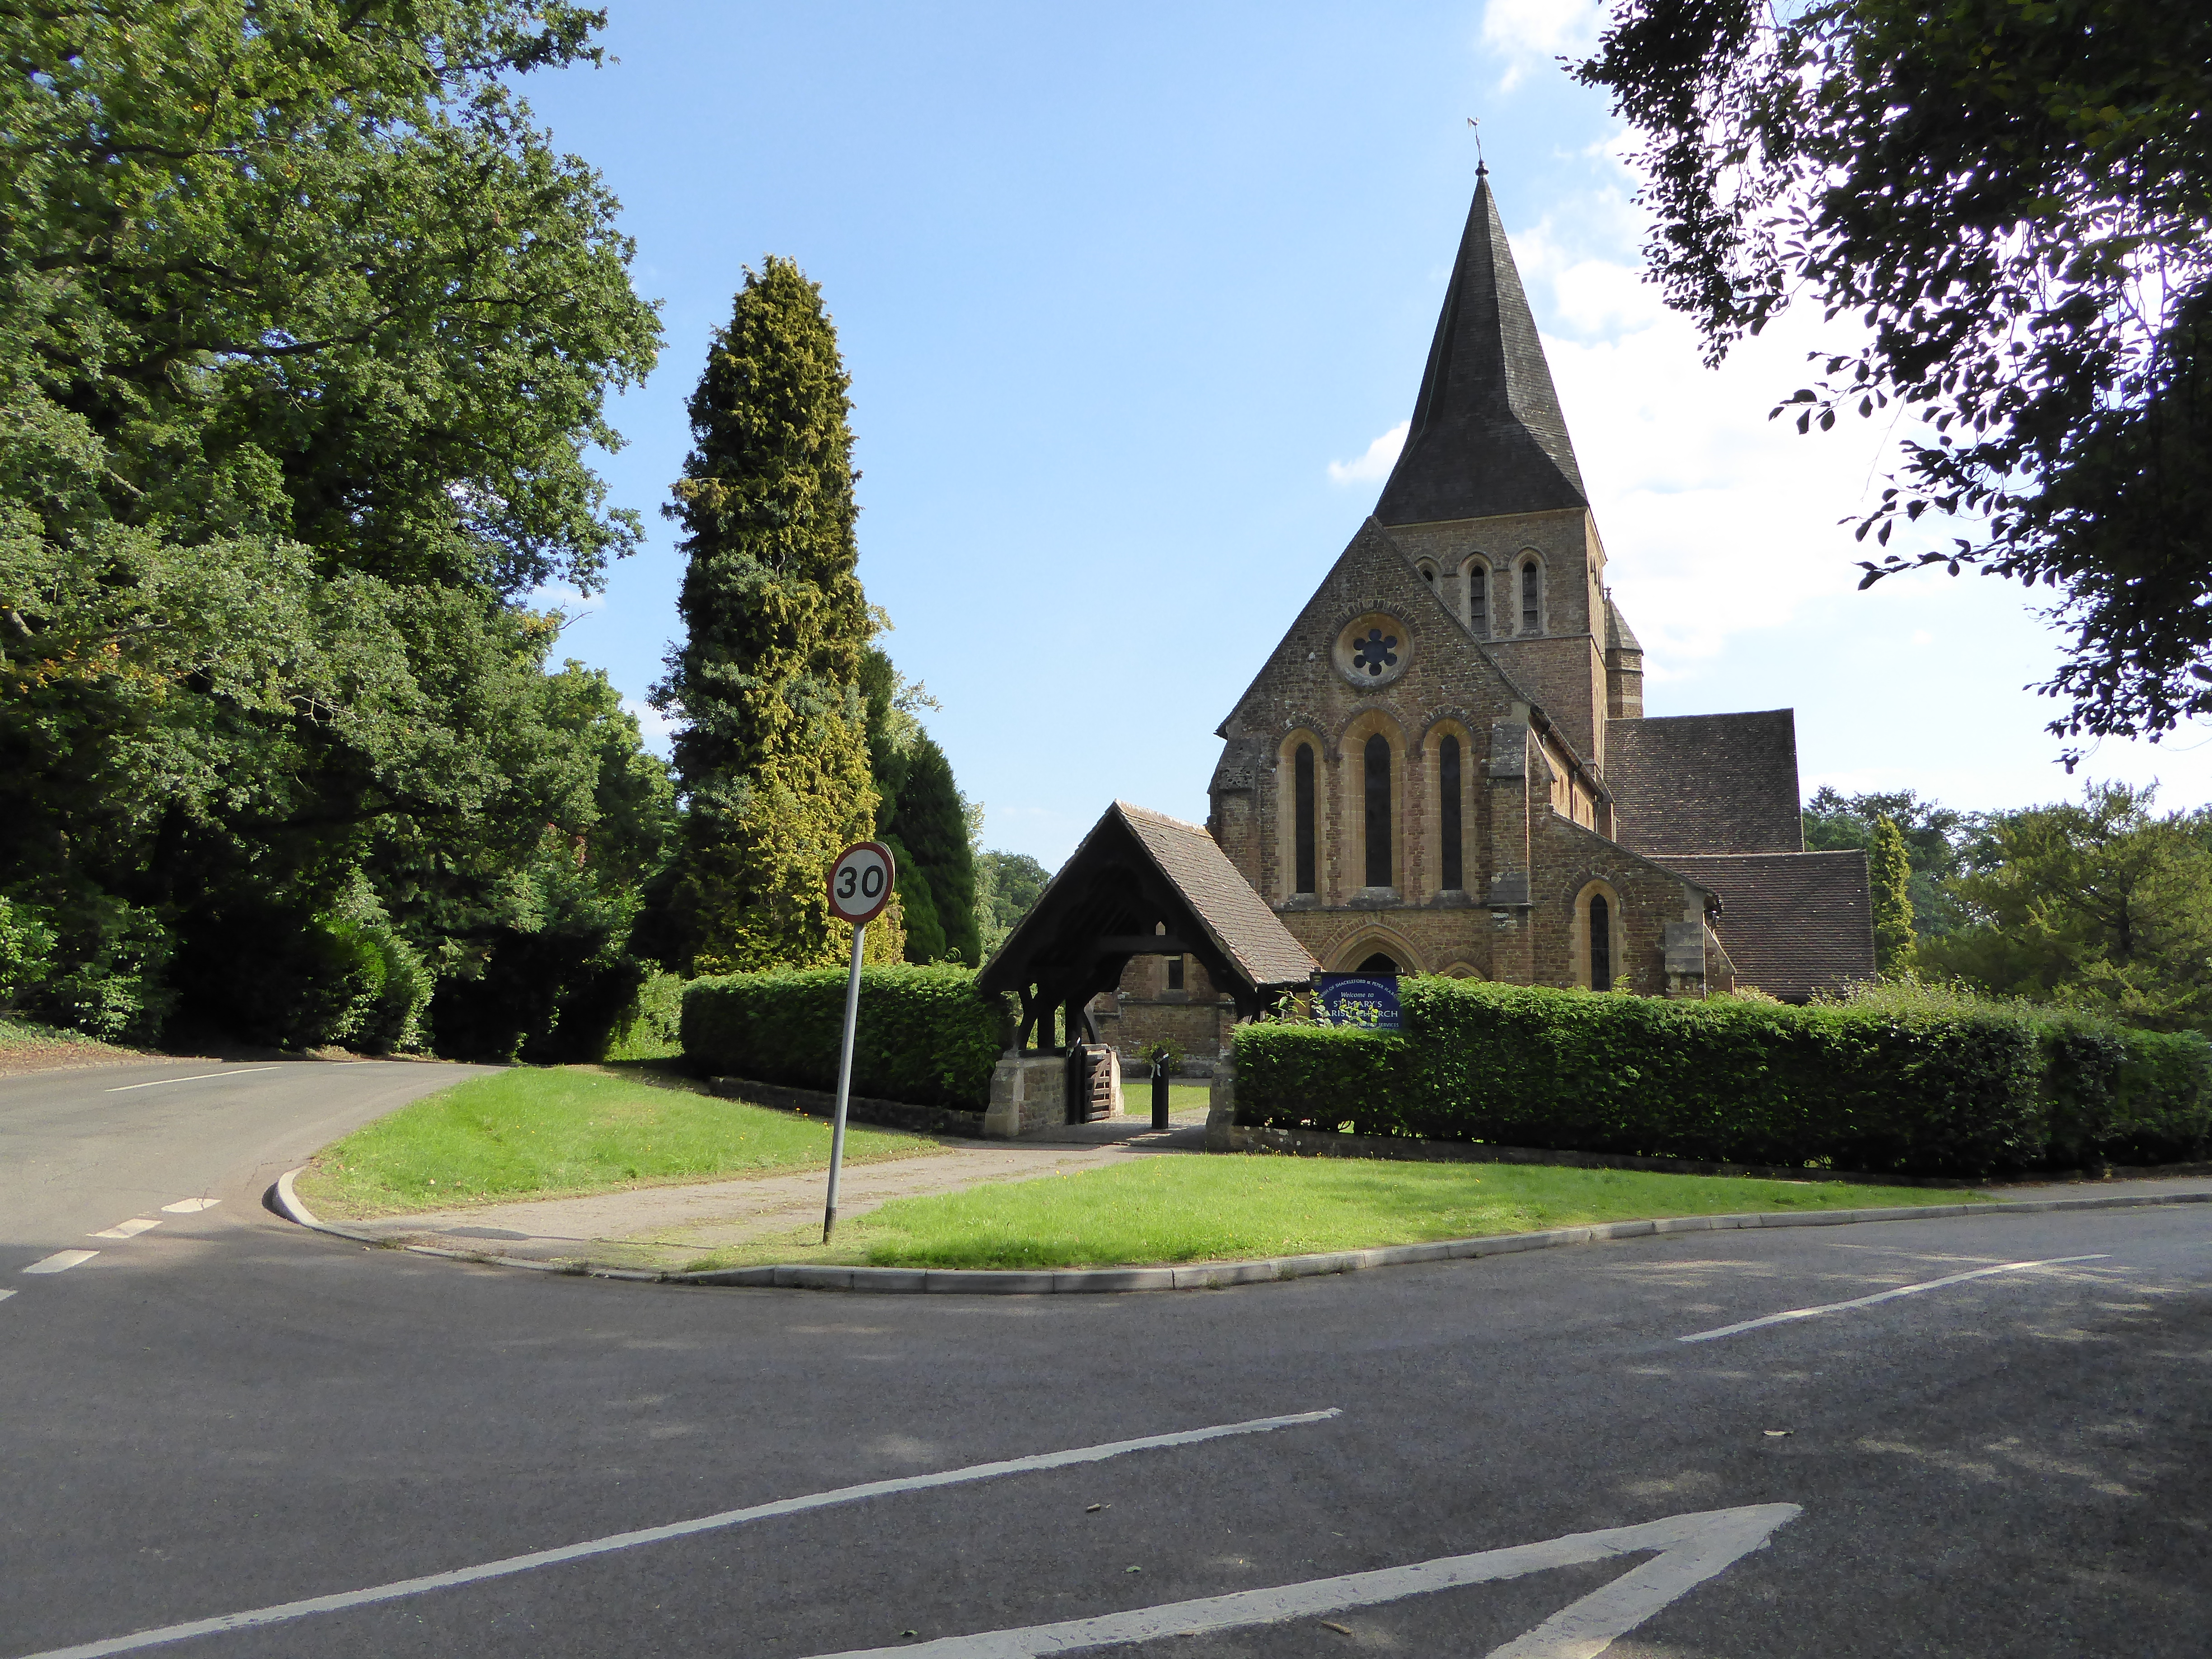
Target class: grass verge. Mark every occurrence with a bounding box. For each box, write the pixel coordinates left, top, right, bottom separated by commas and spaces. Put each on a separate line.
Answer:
297, 1065, 944, 1220
679, 1155, 1983, 1272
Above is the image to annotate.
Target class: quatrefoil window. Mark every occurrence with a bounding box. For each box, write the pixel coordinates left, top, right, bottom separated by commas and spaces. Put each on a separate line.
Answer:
1352, 628, 1399, 676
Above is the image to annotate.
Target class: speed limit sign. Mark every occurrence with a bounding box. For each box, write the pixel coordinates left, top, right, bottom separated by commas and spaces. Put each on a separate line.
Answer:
826, 840, 895, 926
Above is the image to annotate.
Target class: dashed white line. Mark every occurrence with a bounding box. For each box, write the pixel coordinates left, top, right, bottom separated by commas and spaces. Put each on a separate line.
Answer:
160, 1198, 221, 1214
103, 1068, 280, 1093
1677, 1254, 2111, 1343
92, 1218, 162, 1240
0, 1288, 14, 1303
23, 1251, 98, 1275
11, 1408, 1342, 1659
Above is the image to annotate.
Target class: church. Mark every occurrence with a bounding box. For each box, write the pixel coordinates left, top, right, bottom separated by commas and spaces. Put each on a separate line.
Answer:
989, 169, 1874, 1068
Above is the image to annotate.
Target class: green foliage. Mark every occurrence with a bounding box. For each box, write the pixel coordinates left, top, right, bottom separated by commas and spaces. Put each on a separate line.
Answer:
17, 893, 176, 1047
975, 850, 1050, 961
1575, 0, 2212, 754
883, 735, 979, 965
0, 2, 671, 1053
1868, 817, 1917, 972
1, 0, 659, 592
1232, 976, 2210, 1178
681, 965, 1008, 1109
177, 878, 431, 1052
1139, 1038, 1190, 1076
1803, 787, 1963, 936
1918, 783, 2212, 1032
0, 896, 56, 1002
608, 971, 688, 1061
654, 258, 887, 973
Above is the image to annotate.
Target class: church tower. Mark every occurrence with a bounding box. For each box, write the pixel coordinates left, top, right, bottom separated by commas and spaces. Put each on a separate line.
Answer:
1371, 168, 1617, 770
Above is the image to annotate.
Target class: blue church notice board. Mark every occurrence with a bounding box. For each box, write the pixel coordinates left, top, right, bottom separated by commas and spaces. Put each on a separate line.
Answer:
1315, 973, 1401, 1030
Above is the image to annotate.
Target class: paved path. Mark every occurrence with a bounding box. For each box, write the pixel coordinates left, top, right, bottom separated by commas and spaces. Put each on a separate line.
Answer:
330, 1112, 1212, 1268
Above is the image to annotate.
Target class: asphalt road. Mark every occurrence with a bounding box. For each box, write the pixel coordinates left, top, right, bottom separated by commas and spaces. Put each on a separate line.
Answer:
3, 1062, 2207, 1658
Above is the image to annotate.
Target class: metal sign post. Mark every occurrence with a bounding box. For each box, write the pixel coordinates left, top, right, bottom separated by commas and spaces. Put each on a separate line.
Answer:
822, 840, 894, 1244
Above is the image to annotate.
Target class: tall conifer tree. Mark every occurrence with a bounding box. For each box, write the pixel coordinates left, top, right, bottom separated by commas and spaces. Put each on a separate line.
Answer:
1869, 815, 1917, 974
655, 258, 897, 971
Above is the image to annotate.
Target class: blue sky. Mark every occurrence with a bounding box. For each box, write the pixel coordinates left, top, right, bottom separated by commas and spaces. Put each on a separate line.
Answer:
520, 1, 2212, 867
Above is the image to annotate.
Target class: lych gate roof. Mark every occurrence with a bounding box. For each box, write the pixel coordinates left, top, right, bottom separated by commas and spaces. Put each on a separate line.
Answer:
1605, 711, 1804, 857
1374, 172, 1589, 527
1656, 851, 1875, 1002
978, 803, 1317, 1021
1116, 805, 1318, 991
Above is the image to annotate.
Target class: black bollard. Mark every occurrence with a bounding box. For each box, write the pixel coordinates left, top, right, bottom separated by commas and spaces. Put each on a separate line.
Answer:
1151, 1059, 1170, 1131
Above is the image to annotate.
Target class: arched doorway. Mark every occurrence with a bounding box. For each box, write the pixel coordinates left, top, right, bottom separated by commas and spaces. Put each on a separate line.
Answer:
1355, 951, 1401, 974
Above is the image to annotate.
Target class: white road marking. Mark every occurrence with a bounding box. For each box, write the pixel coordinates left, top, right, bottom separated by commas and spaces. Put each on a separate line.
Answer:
12, 1408, 1341, 1659
0, 1288, 14, 1303
91, 1219, 161, 1240
806, 1504, 1802, 1658
22, 1251, 98, 1275
1677, 1255, 2110, 1343
102, 1068, 280, 1093
159, 1199, 220, 1214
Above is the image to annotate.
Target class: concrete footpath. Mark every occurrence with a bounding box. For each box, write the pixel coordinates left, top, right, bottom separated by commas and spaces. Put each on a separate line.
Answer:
320, 1110, 1212, 1271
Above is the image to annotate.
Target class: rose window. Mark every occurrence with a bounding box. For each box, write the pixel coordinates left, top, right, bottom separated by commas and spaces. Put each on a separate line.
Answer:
1352, 628, 1399, 677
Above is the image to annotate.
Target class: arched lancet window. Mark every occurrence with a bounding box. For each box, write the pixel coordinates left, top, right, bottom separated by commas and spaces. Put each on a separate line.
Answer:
1418, 562, 1437, 588
1364, 733, 1392, 889
1439, 734, 1462, 891
1466, 562, 1489, 637
1520, 558, 1542, 634
1293, 742, 1317, 896
1589, 895, 1612, 991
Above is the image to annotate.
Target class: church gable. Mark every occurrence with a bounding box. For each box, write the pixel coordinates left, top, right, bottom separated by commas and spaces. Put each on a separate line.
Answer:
1213, 516, 1519, 767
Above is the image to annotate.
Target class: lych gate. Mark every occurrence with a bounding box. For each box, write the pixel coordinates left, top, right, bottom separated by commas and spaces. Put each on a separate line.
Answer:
976, 802, 1317, 1134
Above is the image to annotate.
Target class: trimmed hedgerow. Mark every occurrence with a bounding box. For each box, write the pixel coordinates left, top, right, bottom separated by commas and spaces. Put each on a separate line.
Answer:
1232, 977, 2209, 1179
681, 964, 1008, 1110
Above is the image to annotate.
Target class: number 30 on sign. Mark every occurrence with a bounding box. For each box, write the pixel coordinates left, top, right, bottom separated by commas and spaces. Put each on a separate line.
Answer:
827, 841, 895, 926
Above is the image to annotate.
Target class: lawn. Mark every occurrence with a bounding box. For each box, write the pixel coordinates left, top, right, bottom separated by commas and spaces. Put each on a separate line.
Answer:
1118, 1081, 1211, 1116
683, 1155, 1982, 1271
297, 1065, 944, 1219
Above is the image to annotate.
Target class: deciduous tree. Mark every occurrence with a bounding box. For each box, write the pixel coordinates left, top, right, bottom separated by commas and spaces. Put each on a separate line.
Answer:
1577, 0, 2212, 760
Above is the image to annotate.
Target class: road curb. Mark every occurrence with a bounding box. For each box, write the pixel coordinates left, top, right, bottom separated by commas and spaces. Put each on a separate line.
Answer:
267, 1172, 2212, 1296
269, 1169, 666, 1283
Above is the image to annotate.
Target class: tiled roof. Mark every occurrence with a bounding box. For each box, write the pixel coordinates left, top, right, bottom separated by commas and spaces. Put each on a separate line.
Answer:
978, 803, 1317, 1007
1374, 173, 1589, 526
1114, 804, 1318, 990
1657, 851, 1875, 1001
1606, 711, 1803, 855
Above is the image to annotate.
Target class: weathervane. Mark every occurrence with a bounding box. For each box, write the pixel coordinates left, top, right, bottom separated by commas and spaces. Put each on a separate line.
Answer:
1467, 115, 1486, 175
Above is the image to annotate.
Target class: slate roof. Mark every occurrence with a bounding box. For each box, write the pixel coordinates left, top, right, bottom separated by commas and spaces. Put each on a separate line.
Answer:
1655, 852, 1875, 1002
1605, 711, 1804, 856
1114, 804, 1318, 990
978, 803, 1317, 1008
1375, 171, 1589, 526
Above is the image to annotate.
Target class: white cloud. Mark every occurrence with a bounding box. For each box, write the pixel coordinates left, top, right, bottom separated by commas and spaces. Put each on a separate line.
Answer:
1327, 419, 1409, 486
1480, 0, 1604, 89
623, 697, 678, 754
526, 581, 609, 619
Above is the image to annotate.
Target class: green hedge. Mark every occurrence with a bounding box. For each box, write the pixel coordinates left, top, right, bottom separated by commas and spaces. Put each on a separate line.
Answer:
681, 964, 1008, 1110
1232, 978, 2211, 1179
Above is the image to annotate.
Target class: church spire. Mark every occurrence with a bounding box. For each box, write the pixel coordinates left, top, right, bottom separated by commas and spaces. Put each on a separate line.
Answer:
1374, 171, 1588, 526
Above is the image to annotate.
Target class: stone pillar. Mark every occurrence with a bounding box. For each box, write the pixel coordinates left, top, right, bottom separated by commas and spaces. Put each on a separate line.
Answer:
1204, 1057, 1237, 1152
